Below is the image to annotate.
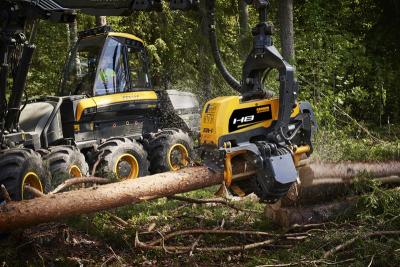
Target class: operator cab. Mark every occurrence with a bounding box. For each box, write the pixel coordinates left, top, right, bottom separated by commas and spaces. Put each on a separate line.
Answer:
60, 26, 151, 97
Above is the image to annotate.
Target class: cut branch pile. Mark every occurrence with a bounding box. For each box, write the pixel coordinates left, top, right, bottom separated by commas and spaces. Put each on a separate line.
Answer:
134, 228, 308, 253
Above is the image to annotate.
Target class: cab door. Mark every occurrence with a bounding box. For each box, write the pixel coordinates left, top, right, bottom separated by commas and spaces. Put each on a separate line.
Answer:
92, 36, 132, 139
125, 40, 152, 90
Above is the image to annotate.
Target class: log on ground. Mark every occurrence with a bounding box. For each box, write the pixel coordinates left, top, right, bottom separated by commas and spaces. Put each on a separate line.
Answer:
2, 161, 400, 231
299, 161, 400, 185
284, 162, 400, 206
0, 166, 222, 232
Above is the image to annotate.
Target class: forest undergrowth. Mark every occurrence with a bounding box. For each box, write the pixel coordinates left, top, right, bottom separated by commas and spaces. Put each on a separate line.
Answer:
1, 127, 399, 266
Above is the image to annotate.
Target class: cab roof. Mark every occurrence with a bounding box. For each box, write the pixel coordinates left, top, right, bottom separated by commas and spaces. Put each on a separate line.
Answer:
108, 32, 144, 44
78, 25, 144, 44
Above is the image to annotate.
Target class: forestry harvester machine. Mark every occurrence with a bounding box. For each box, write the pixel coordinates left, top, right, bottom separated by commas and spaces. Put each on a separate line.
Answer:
0, 0, 200, 201
0, 0, 316, 204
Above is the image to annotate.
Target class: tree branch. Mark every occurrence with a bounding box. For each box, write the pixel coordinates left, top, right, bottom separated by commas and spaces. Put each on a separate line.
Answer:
168, 195, 261, 214
146, 228, 280, 246
135, 231, 282, 252
24, 185, 45, 198
323, 231, 400, 258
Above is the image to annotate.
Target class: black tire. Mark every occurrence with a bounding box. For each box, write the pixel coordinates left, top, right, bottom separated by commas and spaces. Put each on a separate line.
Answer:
0, 148, 51, 201
147, 129, 193, 174
96, 137, 149, 180
44, 145, 89, 186
36, 148, 50, 157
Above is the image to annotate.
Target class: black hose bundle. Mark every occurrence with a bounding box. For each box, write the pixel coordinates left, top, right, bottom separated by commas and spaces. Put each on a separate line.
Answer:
205, 0, 241, 92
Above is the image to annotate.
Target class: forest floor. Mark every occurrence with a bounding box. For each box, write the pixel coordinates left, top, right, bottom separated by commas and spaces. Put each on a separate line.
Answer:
1, 132, 400, 266
1, 183, 400, 266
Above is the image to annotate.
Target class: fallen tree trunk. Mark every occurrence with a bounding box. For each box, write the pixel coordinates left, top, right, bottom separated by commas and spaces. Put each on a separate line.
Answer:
299, 161, 400, 186
283, 175, 400, 207
284, 161, 400, 206
1, 161, 400, 231
0, 167, 222, 232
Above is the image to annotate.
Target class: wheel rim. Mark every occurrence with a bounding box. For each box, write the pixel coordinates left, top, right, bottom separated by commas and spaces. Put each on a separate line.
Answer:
69, 165, 83, 177
114, 153, 139, 179
21, 172, 43, 200
168, 144, 189, 171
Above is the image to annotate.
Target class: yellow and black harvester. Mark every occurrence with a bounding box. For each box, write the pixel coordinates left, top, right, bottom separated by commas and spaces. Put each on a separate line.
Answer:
0, 2, 200, 201
0, 0, 316, 204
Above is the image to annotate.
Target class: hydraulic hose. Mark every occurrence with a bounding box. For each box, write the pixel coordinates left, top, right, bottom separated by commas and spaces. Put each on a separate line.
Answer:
205, 0, 241, 92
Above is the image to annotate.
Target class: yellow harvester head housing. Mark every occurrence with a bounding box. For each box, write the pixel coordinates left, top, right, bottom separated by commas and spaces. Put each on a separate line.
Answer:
200, 96, 301, 147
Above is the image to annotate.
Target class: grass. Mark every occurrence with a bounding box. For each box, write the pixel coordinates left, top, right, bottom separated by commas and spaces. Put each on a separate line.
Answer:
313, 129, 400, 161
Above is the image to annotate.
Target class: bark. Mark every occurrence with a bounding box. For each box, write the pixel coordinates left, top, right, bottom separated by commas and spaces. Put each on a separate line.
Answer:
238, 0, 249, 59
299, 161, 400, 185
278, 0, 295, 63
66, 24, 70, 50
264, 198, 357, 228
199, 2, 212, 101
266, 161, 400, 227
0, 167, 222, 232
284, 161, 400, 206
68, 18, 80, 76
69, 18, 78, 49
95, 16, 107, 27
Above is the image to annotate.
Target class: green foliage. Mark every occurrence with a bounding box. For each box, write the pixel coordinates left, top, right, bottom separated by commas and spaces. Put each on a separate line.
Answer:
295, 0, 400, 125
314, 129, 400, 161
25, 0, 400, 131
354, 178, 400, 227
27, 21, 70, 96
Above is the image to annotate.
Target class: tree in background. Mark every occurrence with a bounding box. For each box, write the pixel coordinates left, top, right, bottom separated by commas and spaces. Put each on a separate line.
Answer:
278, 0, 295, 63
238, 0, 250, 59
95, 16, 107, 27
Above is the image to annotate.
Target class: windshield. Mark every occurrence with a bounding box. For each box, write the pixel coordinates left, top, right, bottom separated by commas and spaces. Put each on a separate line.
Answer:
61, 35, 151, 97
94, 37, 129, 95
61, 35, 105, 96
126, 45, 150, 89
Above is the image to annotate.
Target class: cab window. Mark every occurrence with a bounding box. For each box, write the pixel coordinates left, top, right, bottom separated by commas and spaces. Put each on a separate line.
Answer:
127, 45, 151, 89
61, 35, 105, 96
94, 37, 129, 96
